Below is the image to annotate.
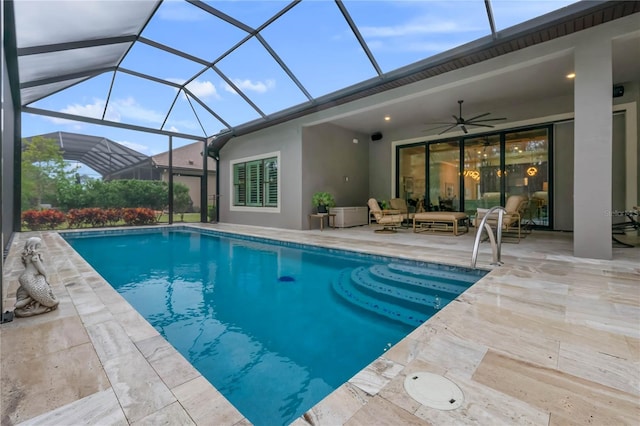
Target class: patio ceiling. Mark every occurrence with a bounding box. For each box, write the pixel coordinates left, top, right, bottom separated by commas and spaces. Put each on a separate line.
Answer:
8, 1, 640, 150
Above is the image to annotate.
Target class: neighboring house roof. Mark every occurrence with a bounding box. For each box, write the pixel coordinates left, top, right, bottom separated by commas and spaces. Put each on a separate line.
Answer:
152, 141, 216, 173
22, 131, 150, 177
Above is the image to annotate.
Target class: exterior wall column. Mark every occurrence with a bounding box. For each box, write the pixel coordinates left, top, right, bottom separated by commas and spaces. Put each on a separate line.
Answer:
573, 38, 613, 259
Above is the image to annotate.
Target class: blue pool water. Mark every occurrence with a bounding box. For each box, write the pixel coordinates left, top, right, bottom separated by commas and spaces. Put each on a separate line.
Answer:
64, 228, 485, 425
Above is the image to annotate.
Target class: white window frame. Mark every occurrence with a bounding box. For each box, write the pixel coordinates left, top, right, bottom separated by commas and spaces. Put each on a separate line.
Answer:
229, 151, 281, 213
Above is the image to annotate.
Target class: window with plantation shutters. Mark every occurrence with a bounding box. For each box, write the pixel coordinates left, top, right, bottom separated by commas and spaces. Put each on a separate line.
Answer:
233, 163, 246, 205
264, 158, 278, 207
231, 155, 278, 208
246, 160, 263, 206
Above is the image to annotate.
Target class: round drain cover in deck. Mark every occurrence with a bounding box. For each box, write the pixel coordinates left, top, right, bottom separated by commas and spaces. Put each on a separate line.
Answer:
403, 372, 464, 410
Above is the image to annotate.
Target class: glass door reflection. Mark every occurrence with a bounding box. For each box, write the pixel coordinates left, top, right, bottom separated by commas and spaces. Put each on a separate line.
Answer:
428, 140, 460, 211
505, 129, 549, 226
462, 135, 501, 219
398, 144, 426, 211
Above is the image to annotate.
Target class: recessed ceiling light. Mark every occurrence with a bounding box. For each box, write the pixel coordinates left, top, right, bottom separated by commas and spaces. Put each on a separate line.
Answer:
566, 73, 576, 79
384, 116, 391, 121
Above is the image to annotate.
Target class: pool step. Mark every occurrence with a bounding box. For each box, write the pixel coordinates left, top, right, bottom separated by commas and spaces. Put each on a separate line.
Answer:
332, 268, 430, 327
386, 263, 483, 285
368, 264, 471, 295
331, 263, 480, 327
351, 267, 452, 308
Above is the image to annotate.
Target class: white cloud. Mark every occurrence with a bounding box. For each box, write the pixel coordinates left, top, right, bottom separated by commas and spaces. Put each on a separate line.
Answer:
110, 97, 165, 124
44, 98, 120, 125
60, 99, 106, 119
186, 80, 220, 99
166, 78, 220, 100
357, 12, 485, 54
360, 20, 463, 38
46, 97, 165, 128
164, 117, 205, 133
222, 84, 237, 95
222, 79, 276, 95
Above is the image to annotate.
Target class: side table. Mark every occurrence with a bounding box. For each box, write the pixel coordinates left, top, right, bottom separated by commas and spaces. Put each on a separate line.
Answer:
308, 213, 336, 231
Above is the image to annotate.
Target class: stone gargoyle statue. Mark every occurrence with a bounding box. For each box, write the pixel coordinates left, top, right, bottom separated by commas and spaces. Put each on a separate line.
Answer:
14, 237, 59, 317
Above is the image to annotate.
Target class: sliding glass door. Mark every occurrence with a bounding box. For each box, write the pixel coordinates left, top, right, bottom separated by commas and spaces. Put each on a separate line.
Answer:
504, 128, 550, 226
462, 134, 501, 216
395, 125, 551, 228
397, 144, 426, 211
428, 140, 460, 211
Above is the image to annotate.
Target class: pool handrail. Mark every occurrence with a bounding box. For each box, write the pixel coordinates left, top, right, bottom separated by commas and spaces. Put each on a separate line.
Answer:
471, 206, 507, 268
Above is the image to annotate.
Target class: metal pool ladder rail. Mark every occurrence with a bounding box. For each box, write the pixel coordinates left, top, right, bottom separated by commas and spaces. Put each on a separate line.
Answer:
471, 206, 507, 268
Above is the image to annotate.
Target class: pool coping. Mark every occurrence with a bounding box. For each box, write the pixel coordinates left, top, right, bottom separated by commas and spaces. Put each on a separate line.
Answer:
2, 223, 639, 425
3, 224, 490, 425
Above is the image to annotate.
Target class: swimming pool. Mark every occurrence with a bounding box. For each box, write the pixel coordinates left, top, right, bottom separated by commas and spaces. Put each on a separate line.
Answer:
63, 227, 486, 425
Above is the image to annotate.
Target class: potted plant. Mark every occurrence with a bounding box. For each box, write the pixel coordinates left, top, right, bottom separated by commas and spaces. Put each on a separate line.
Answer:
312, 191, 336, 213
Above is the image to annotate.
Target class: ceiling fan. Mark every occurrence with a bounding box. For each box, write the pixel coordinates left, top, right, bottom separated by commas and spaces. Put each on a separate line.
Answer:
423, 100, 506, 135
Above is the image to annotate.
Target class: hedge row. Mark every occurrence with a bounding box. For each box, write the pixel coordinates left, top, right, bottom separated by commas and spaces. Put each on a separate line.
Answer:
22, 208, 158, 230
21, 209, 66, 230
57, 179, 169, 211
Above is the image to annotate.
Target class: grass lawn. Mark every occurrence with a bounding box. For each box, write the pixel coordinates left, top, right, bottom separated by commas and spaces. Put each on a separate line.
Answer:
157, 212, 203, 223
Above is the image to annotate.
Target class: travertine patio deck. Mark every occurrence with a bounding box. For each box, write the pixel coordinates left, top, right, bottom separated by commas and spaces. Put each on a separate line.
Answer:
1, 224, 638, 425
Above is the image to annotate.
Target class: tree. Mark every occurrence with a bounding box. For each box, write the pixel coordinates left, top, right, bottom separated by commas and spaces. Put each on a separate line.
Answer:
21, 136, 76, 210
173, 182, 192, 221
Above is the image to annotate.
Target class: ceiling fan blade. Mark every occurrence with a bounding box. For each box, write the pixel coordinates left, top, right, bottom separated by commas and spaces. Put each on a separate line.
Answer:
467, 123, 495, 128
421, 123, 461, 132
423, 121, 457, 125
421, 124, 452, 132
465, 112, 491, 121
452, 115, 460, 122
461, 125, 468, 134
437, 124, 459, 135
469, 117, 507, 122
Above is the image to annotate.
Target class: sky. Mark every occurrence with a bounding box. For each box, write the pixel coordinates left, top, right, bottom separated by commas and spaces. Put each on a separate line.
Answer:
17, 0, 577, 177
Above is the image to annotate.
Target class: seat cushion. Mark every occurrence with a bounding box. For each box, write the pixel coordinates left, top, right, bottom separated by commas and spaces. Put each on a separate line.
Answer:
414, 212, 467, 221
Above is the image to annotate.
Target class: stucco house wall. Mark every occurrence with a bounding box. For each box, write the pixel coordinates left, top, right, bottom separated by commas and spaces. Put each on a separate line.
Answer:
301, 123, 370, 218
219, 121, 303, 229
216, 13, 637, 259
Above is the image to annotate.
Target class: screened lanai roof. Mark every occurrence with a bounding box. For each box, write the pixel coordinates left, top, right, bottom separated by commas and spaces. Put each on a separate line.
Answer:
8, 0, 638, 152
23, 131, 150, 177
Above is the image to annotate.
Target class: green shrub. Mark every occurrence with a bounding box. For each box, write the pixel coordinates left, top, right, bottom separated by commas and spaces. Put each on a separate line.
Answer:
207, 204, 217, 222
173, 183, 192, 221
58, 179, 169, 210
